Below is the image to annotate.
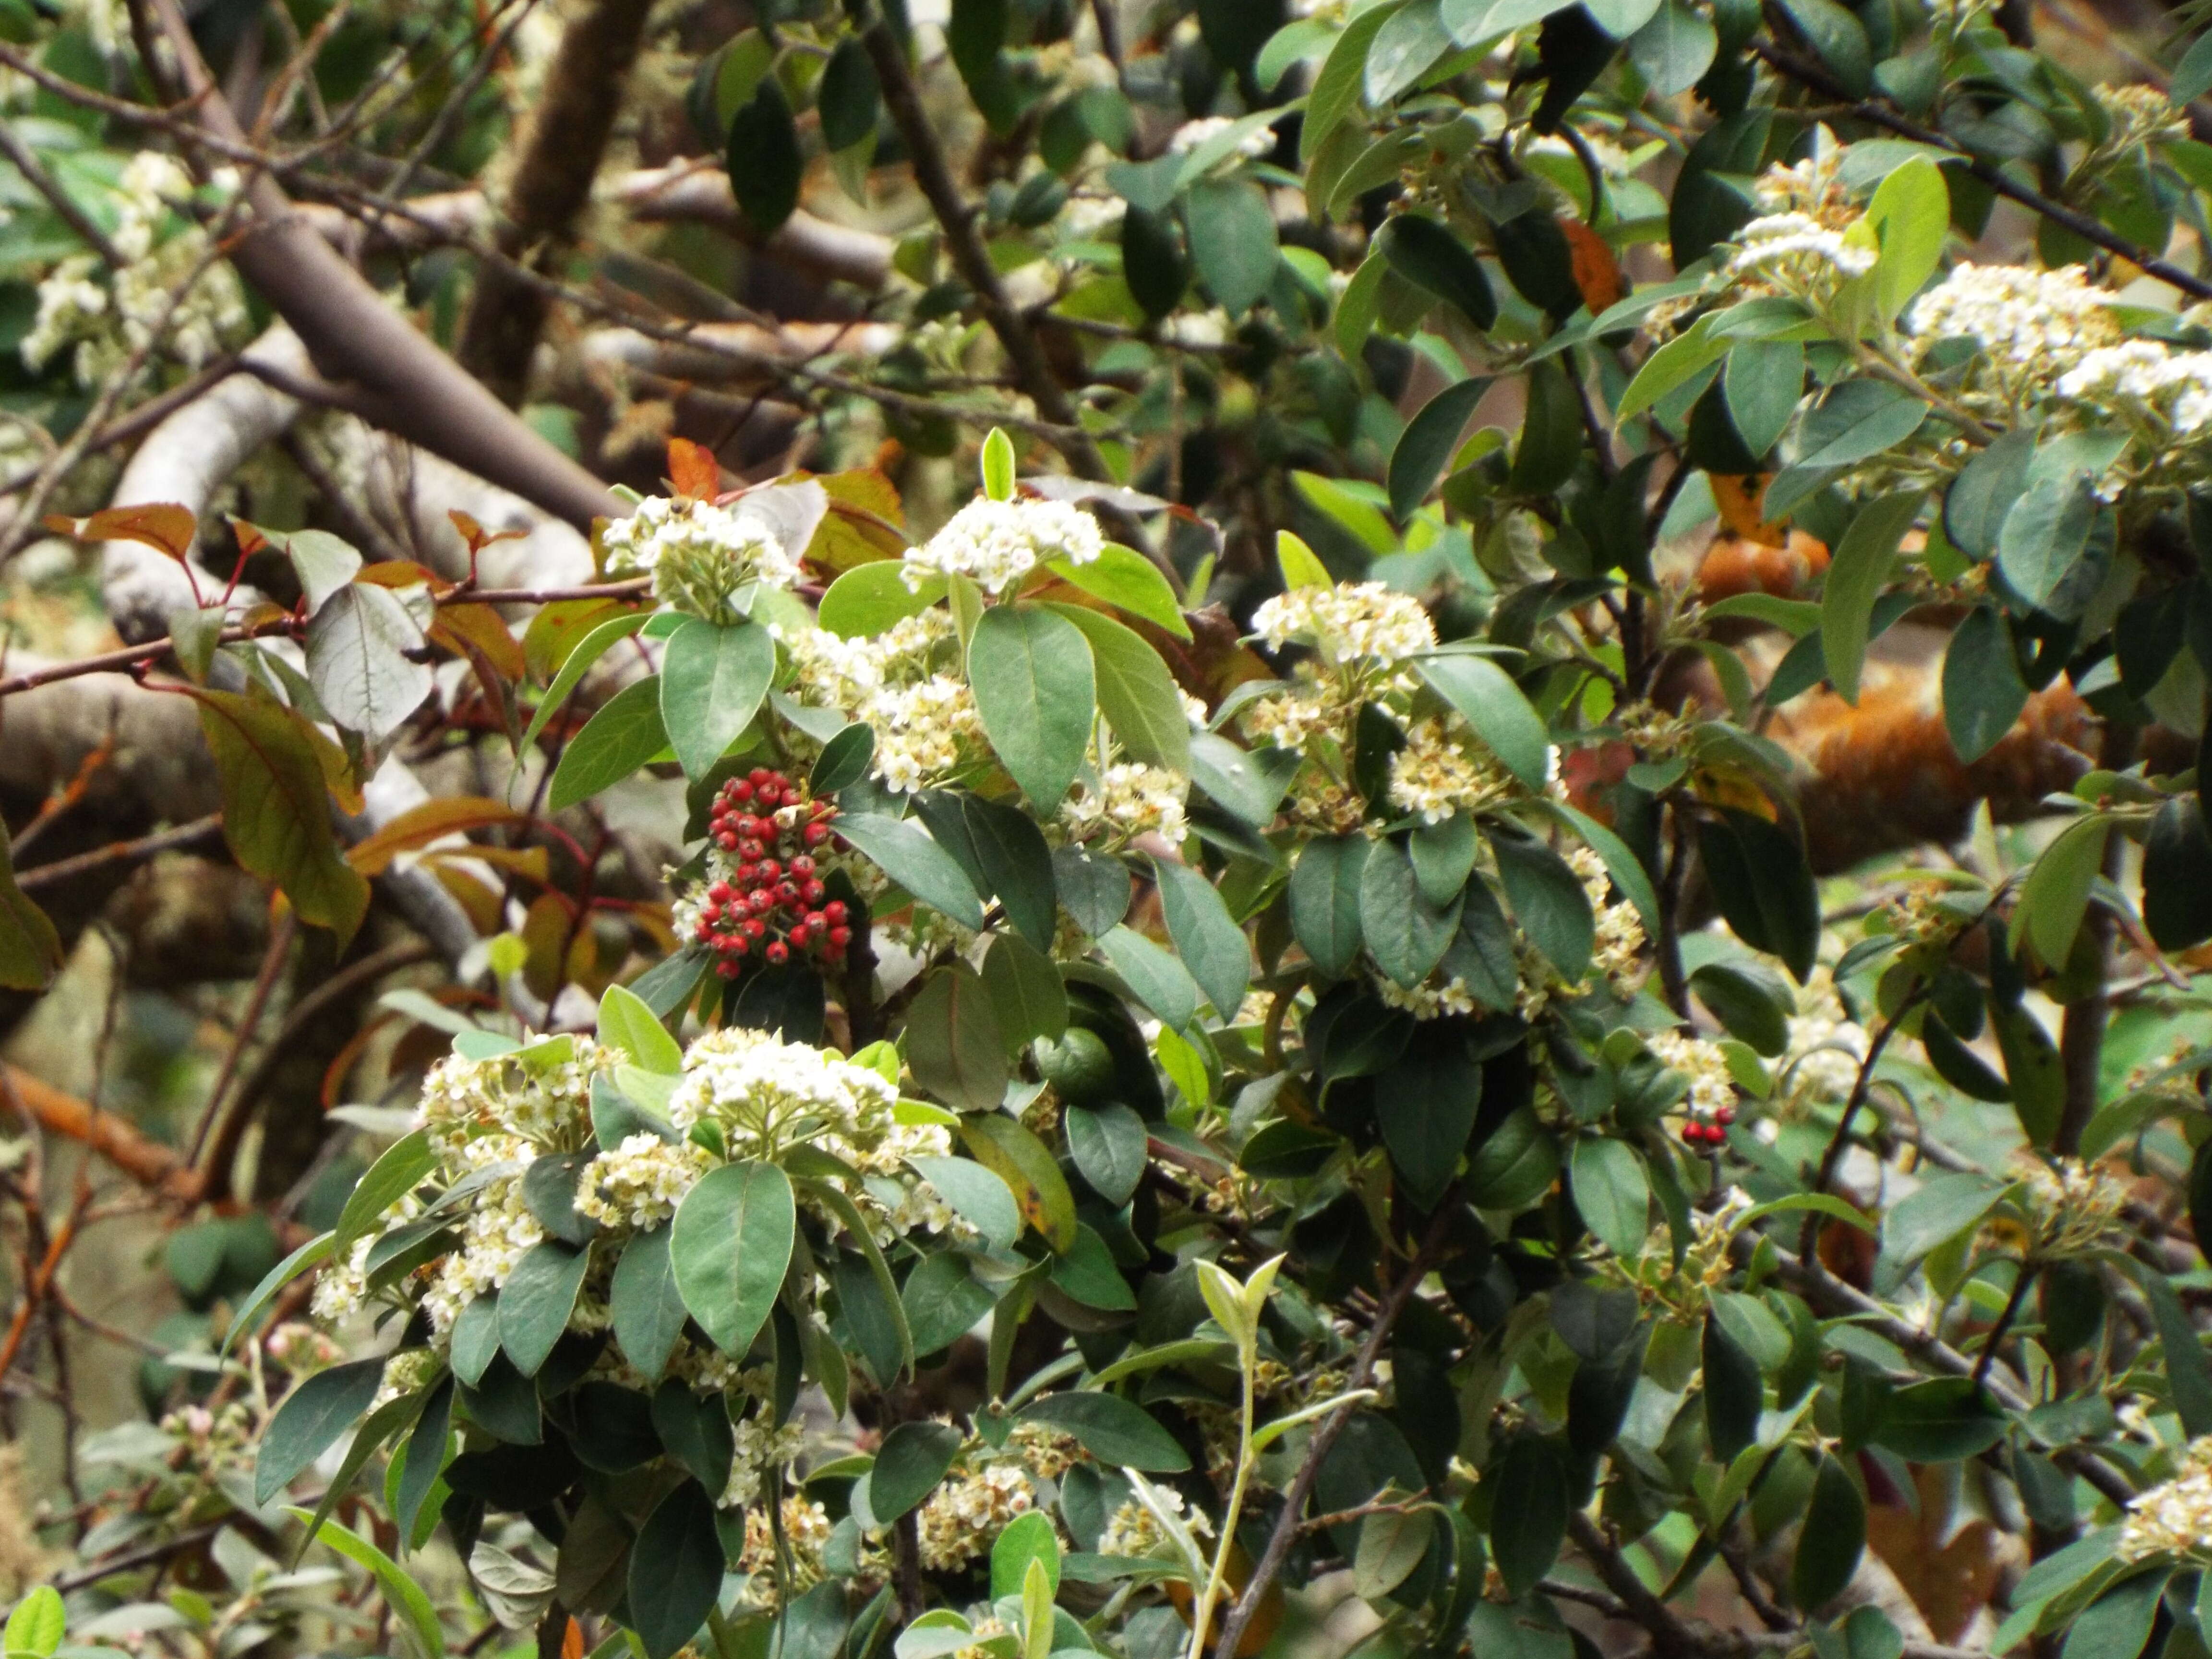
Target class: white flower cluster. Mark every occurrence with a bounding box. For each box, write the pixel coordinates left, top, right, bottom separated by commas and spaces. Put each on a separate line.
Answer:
1060, 759, 1189, 845
1645, 1029, 1737, 1127
417, 1041, 617, 1157
2121, 1437, 2212, 1560
902, 497, 1105, 595
576, 1132, 714, 1230
2055, 339, 2212, 436
1572, 847, 1647, 993
669, 1027, 950, 1181
2019, 1155, 2131, 1254
1166, 116, 1274, 161
1250, 582, 1437, 671
780, 611, 984, 794
917, 1464, 1037, 1571
1387, 717, 1512, 824
601, 495, 805, 620
1379, 974, 1480, 1020
1784, 970, 1866, 1101
1099, 1486, 1213, 1558
1056, 195, 1128, 240
722, 1412, 810, 1507
23, 152, 248, 386
1908, 262, 2120, 373
1728, 212, 1875, 280
424, 1178, 548, 1332
871, 677, 989, 792
736, 1496, 838, 1603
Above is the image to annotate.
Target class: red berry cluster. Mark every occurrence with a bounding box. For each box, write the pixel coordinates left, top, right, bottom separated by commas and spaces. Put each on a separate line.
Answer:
694, 769, 852, 978
1680, 1106, 1736, 1148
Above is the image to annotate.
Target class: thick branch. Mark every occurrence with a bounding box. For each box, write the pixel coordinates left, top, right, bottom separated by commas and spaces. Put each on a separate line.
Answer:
860, 19, 1110, 481
0, 1064, 191, 1195
142, 0, 620, 530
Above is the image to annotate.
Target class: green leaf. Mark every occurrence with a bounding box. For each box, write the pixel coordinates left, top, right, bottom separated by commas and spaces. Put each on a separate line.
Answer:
1488, 829, 1593, 980
1791, 1455, 1867, 1611
1703, 1313, 1763, 1463
982, 931, 1068, 1051
872, 1420, 964, 1520
1773, 0, 1870, 94
1697, 810, 1818, 981
1046, 603, 1191, 773
1821, 491, 1923, 705
610, 1225, 687, 1382
964, 794, 1059, 950
1366, 0, 1452, 101
1544, 801, 1661, 932
1290, 835, 1369, 979
1793, 377, 1927, 472
1488, 1435, 1569, 1596
1151, 856, 1251, 1019
1188, 177, 1279, 315
960, 1114, 1079, 1252
1624, 0, 1716, 95
192, 688, 370, 941
1874, 1377, 2006, 1461
628, 1480, 724, 1659
1277, 529, 1334, 590
1416, 653, 1551, 790
499, 1241, 591, 1377
286, 1508, 445, 1659
2016, 816, 2110, 968
652, 1380, 734, 1494
1065, 1103, 1149, 1207
1047, 547, 1191, 639
2134, 1262, 2212, 1436
257, 1357, 386, 1503
1389, 377, 1493, 520
1189, 731, 1297, 824
1864, 156, 1948, 322
982, 429, 1017, 501
2145, 796, 2212, 951
993, 1511, 1061, 1601
817, 36, 880, 150
1616, 317, 1723, 422
1352, 1503, 1433, 1600
522, 610, 649, 752
549, 676, 668, 812
1883, 1172, 2005, 1267
1018, 1392, 1190, 1471
1942, 427, 2036, 557
599, 983, 683, 1074
450, 1295, 501, 1387
1360, 838, 1461, 988
395, 1374, 454, 1545
1097, 925, 1202, 1032
220, 1230, 334, 1356
1570, 1138, 1650, 1256
1943, 605, 2029, 763
1506, 358, 1582, 497
1121, 206, 1190, 320
833, 812, 986, 931
904, 1251, 996, 1355
670, 1161, 796, 1355
969, 606, 1097, 810
0, 830, 60, 992
1377, 1032, 1480, 1208
1051, 1223, 1137, 1310
1464, 1105, 1559, 1209
1997, 469, 2099, 621
335, 1130, 436, 1256
1378, 215, 1495, 329
1688, 962, 1791, 1056
1722, 337, 1803, 458
818, 562, 945, 638
4, 1587, 64, 1659
909, 963, 1009, 1110
1301, 1, 1397, 160
305, 582, 433, 744
908, 1155, 1023, 1252
660, 617, 775, 781
812, 722, 877, 793
727, 77, 801, 234
2063, 1570, 2167, 1659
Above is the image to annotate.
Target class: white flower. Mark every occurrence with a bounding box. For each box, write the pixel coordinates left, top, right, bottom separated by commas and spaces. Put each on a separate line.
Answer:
1908, 262, 2120, 373
1250, 583, 1436, 671
576, 1132, 714, 1229
2056, 339, 2212, 434
601, 495, 805, 619
1378, 975, 1480, 1020
721, 1412, 808, 1507
1646, 1029, 1736, 1126
1728, 213, 1875, 279
1056, 195, 1127, 240
2121, 1438, 2212, 1560
1061, 760, 1189, 845
1386, 718, 1512, 824
902, 497, 1105, 595
1166, 116, 1273, 161
1100, 1485, 1212, 1557
866, 676, 986, 792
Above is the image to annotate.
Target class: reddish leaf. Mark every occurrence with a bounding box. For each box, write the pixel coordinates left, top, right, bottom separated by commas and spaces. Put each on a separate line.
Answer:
45, 503, 198, 561
355, 559, 455, 596
187, 688, 370, 943
1711, 474, 1787, 548
431, 602, 528, 682
447, 510, 528, 558
346, 795, 531, 876
1562, 217, 1624, 315
667, 438, 721, 503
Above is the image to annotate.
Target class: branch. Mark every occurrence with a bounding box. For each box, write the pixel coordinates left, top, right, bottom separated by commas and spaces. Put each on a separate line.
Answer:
0, 1064, 192, 1195
1208, 1191, 1461, 1659
1751, 33, 2212, 302
138, 0, 620, 530
859, 18, 1110, 482
16, 816, 225, 890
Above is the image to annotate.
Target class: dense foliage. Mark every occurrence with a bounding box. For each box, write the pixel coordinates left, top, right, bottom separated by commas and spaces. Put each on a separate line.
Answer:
15, 0, 2212, 1656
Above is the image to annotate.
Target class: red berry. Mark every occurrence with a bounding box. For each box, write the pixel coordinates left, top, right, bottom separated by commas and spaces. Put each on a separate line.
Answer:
823, 901, 847, 924
749, 768, 771, 786
829, 926, 852, 948
789, 925, 811, 948
716, 960, 740, 979
694, 921, 714, 942
735, 864, 758, 888
801, 880, 826, 905
765, 941, 789, 964
804, 823, 830, 847
748, 890, 774, 915
776, 882, 799, 905
717, 831, 738, 851
759, 859, 782, 881
743, 918, 766, 940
